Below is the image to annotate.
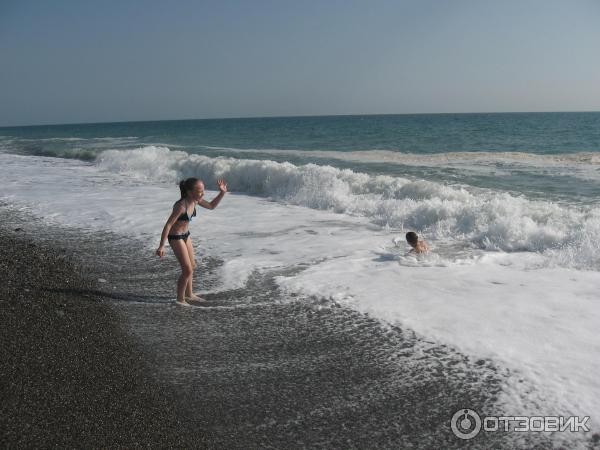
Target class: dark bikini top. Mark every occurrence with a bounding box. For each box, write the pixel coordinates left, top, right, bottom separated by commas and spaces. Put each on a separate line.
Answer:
175, 200, 196, 222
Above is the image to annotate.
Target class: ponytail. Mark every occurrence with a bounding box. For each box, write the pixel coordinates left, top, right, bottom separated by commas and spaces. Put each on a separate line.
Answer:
178, 180, 186, 199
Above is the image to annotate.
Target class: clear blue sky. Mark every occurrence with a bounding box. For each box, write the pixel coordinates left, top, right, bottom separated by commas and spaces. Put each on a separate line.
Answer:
1, 0, 599, 126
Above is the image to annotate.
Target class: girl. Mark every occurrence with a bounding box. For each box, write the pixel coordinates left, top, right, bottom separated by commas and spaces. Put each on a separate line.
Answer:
156, 177, 227, 306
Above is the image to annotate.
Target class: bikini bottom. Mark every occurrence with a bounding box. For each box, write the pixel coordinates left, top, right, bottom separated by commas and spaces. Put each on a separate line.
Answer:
167, 231, 190, 242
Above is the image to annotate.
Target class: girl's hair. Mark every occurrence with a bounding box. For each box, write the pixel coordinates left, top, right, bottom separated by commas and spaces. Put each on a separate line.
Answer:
179, 177, 200, 199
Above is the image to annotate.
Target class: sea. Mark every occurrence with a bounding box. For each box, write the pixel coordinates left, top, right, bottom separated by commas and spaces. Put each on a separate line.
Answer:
1, 112, 599, 443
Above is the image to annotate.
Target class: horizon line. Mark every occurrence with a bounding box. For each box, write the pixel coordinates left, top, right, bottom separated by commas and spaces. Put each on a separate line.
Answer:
2, 109, 600, 129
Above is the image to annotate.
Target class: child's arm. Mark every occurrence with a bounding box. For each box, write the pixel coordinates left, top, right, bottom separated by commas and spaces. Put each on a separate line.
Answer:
198, 179, 227, 210
156, 204, 185, 257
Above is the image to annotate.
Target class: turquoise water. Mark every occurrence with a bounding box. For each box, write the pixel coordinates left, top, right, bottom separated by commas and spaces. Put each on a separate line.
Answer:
1, 112, 600, 202
2, 112, 600, 153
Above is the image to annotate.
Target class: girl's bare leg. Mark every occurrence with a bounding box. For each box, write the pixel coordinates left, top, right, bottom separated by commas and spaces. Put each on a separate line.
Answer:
184, 237, 204, 301
169, 239, 193, 303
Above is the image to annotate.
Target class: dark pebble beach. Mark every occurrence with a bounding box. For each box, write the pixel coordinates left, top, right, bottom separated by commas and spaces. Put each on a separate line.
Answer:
0, 224, 199, 448
0, 210, 557, 449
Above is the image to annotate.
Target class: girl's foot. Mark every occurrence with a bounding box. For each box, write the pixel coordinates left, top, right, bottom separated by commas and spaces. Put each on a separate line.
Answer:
175, 299, 192, 307
185, 293, 207, 302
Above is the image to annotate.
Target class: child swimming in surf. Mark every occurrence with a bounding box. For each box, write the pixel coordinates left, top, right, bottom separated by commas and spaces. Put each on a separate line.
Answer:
156, 177, 227, 306
406, 231, 429, 254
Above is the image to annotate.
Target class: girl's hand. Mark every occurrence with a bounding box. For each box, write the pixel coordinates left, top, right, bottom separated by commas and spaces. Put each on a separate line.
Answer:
217, 178, 228, 193
156, 247, 165, 258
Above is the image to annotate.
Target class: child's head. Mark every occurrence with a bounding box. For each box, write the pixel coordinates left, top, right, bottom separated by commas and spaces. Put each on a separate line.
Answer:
405, 231, 419, 248
179, 177, 205, 200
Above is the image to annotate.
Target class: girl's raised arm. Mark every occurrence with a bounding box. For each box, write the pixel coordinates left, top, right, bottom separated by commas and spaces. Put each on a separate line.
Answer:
198, 179, 228, 210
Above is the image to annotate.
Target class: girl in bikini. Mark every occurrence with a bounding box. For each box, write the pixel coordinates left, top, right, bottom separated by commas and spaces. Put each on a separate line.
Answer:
156, 177, 227, 306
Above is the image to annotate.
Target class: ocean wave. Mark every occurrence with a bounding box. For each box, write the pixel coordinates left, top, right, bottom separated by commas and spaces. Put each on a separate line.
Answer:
202, 145, 600, 167
19, 137, 87, 142
96, 146, 600, 269
14, 136, 138, 142
0, 136, 142, 160
22, 147, 99, 161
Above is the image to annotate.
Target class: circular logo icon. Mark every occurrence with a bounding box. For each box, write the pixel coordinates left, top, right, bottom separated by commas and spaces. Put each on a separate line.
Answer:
451, 408, 482, 440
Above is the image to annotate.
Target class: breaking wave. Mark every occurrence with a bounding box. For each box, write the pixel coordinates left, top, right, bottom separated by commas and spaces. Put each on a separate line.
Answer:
96, 146, 600, 270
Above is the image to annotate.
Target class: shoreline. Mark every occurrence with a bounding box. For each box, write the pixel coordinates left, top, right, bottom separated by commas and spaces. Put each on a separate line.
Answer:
0, 210, 557, 449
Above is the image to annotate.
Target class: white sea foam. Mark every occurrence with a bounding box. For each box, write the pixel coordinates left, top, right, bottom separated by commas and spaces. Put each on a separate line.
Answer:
275, 250, 600, 433
1, 150, 598, 445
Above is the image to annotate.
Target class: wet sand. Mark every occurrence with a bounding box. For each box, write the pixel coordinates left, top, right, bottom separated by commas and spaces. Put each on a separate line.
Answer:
0, 208, 554, 449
